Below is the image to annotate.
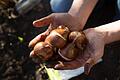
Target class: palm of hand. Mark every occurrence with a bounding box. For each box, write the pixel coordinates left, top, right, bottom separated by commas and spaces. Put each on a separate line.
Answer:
55, 28, 105, 74
83, 28, 105, 74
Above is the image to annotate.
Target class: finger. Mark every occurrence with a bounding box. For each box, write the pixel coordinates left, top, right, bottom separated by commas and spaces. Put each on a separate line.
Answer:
54, 51, 91, 70
28, 32, 48, 48
33, 15, 53, 27
54, 62, 82, 70
84, 58, 95, 75
29, 23, 54, 48
29, 50, 35, 57
54, 59, 84, 70
84, 63, 92, 75
84, 46, 104, 75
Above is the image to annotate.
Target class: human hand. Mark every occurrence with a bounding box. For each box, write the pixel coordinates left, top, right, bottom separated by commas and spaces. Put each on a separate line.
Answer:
28, 13, 81, 48
54, 28, 106, 74
29, 13, 81, 47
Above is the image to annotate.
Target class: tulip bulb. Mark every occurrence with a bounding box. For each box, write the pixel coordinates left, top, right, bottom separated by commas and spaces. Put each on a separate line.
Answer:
69, 31, 88, 50
45, 25, 70, 48
32, 42, 53, 61
58, 43, 78, 61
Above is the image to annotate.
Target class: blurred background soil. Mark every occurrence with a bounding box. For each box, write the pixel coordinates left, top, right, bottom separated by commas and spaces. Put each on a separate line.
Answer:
0, 0, 120, 80
0, 0, 51, 80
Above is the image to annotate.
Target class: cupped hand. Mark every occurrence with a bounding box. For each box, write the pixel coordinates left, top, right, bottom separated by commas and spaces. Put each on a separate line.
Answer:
28, 13, 81, 48
54, 28, 106, 74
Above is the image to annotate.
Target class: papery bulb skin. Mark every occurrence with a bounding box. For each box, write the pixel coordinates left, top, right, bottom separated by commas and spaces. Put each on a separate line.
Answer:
69, 31, 88, 50
69, 31, 81, 41
58, 43, 78, 61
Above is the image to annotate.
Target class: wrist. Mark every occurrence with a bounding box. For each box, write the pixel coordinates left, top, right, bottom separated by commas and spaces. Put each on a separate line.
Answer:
85, 28, 107, 44
68, 12, 84, 30
66, 13, 84, 30
68, 0, 98, 29
93, 27, 107, 45
94, 20, 120, 44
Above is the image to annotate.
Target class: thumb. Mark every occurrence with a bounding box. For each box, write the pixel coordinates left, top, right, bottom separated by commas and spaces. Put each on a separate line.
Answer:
33, 15, 53, 27
29, 24, 53, 48
28, 32, 48, 48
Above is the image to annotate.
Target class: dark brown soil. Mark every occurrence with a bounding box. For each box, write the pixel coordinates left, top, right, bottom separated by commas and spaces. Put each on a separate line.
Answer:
0, 0, 51, 80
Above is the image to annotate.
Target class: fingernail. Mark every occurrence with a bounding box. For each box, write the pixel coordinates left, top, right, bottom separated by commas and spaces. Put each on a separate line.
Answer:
54, 64, 59, 69
33, 20, 41, 27
28, 41, 33, 48
33, 20, 37, 25
29, 51, 35, 58
54, 63, 64, 69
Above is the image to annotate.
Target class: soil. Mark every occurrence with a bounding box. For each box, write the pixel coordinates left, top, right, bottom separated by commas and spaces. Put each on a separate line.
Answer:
0, 0, 120, 80
0, 0, 51, 80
